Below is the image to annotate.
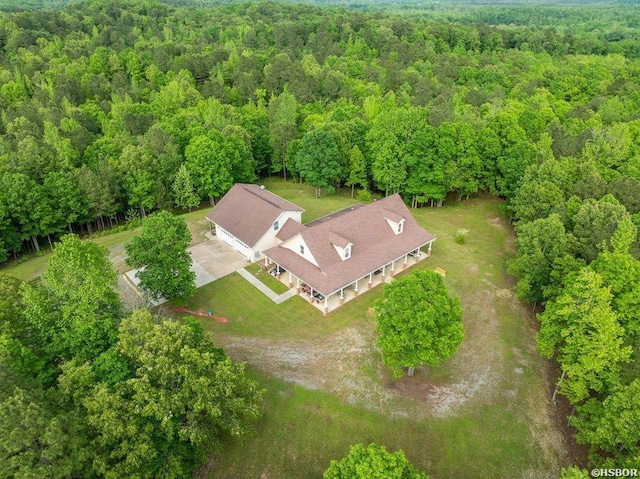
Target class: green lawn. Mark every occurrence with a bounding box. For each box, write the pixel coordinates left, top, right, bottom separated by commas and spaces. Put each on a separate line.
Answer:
188, 180, 567, 479
261, 178, 364, 223
184, 271, 378, 340
0, 208, 212, 280
195, 372, 537, 479
4, 179, 566, 477
244, 264, 290, 295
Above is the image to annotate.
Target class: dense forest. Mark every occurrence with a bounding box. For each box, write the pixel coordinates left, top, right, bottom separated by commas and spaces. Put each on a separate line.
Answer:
1, 0, 640, 260
1, 0, 640, 474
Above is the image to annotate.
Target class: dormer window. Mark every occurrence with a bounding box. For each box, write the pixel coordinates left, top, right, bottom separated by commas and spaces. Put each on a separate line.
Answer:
300, 244, 305, 255
273, 220, 279, 231
344, 245, 351, 259
384, 212, 405, 235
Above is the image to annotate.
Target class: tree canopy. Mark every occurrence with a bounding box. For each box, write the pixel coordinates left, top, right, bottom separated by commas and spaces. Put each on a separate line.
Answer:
375, 269, 464, 377
125, 210, 196, 304
0, 236, 262, 478
324, 443, 429, 479
1, 0, 640, 468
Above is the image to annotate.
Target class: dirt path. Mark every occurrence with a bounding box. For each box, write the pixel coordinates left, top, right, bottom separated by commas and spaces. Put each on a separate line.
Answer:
215, 279, 569, 473
217, 288, 503, 420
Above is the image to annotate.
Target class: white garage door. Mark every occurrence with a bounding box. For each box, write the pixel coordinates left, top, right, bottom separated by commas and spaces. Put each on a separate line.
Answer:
234, 238, 251, 259
217, 227, 234, 247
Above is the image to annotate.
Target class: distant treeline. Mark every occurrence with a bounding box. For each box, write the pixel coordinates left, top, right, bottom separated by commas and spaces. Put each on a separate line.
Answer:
0, 0, 638, 261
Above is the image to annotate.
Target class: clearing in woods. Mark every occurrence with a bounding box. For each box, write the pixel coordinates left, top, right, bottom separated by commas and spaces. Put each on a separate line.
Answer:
187, 179, 576, 479
1, 179, 577, 478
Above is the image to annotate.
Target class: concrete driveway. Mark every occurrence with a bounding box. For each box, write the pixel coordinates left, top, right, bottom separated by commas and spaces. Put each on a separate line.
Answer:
189, 235, 249, 286
124, 235, 248, 304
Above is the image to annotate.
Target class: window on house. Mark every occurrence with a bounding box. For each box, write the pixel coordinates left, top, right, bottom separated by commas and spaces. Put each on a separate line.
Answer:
300, 244, 305, 255
273, 220, 279, 231
344, 246, 351, 259
397, 221, 404, 233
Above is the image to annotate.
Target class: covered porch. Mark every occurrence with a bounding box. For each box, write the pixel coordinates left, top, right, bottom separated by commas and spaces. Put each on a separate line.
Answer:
263, 242, 433, 314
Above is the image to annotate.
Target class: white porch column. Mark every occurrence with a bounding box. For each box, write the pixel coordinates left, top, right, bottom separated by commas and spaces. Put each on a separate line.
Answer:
296, 277, 300, 292
324, 295, 328, 315
310, 287, 314, 304
381, 264, 386, 279
368, 272, 373, 288
288, 271, 292, 286
404, 253, 408, 269
427, 242, 432, 256
354, 279, 359, 296
391, 260, 395, 274
340, 288, 344, 304
417, 246, 422, 258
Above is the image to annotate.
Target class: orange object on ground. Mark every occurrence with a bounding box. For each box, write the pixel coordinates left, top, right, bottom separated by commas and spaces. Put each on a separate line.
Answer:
171, 306, 229, 324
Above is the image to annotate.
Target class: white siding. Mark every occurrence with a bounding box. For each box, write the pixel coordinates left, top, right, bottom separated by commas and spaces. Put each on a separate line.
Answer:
331, 242, 353, 260
252, 210, 303, 261
280, 233, 319, 267
384, 217, 405, 235
215, 223, 251, 260
234, 238, 251, 258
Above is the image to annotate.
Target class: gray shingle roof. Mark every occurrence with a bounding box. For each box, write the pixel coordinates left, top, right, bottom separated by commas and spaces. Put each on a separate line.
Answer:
264, 194, 435, 295
276, 218, 308, 241
206, 184, 303, 247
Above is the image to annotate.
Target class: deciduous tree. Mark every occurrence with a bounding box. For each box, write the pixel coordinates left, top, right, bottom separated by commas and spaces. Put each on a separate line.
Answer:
185, 134, 233, 205
0, 370, 90, 479
268, 88, 298, 179
172, 164, 199, 212
296, 128, 343, 198
345, 145, 367, 197
324, 443, 429, 479
507, 214, 568, 304
21, 234, 121, 371
83, 310, 263, 479
125, 210, 196, 304
375, 270, 463, 377
573, 380, 640, 466
537, 269, 631, 404
572, 195, 631, 262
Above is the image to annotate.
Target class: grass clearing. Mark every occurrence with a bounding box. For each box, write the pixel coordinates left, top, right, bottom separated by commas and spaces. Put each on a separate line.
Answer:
261, 178, 364, 223
0, 208, 212, 280
4, 179, 570, 477
195, 372, 542, 479
244, 263, 290, 295
187, 180, 569, 479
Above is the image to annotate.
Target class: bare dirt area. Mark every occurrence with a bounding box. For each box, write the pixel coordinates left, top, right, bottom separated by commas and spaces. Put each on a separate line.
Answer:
217, 326, 397, 413
217, 286, 505, 420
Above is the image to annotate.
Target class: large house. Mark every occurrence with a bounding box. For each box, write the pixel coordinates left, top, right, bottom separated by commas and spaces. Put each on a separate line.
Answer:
207, 184, 436, 312
206, 183, 304, 262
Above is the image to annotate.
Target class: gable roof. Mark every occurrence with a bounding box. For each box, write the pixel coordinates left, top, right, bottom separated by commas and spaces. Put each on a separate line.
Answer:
206, 184, 303, 247
264, 194, 435, 296
383, 209, 404, 223
329, 232, 351, 248
276, 218, 308, 241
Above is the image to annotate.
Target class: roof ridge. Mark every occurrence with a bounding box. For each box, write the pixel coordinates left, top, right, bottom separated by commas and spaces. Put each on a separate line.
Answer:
242, 184, 303, 211
305, 203, 365, 227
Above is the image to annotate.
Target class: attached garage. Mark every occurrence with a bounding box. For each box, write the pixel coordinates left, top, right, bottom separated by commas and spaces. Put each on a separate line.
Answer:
205, 183, 304, 264
234, 238, 251, 259
217, 227, 234, 247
